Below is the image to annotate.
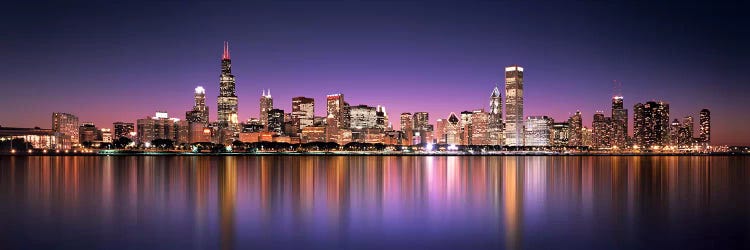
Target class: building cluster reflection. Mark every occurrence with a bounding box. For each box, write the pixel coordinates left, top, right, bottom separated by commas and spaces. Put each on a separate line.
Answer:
0, 156, 748, 249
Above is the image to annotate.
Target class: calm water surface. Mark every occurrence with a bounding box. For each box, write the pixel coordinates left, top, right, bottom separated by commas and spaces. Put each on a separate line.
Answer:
0, 156, 749, 249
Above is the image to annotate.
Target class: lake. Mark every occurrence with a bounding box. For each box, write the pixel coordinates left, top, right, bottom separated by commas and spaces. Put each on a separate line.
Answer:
0, 156, 748, 249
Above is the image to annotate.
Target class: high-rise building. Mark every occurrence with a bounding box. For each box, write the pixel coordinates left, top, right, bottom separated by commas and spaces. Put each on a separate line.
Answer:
52, 112, 79, 145
136, 112, 187, 144
470, 111, 490, 145
445, 113, 461, 145
267, 109, 285, 135
699, 109, 710, 144
504, 65, 524, 146
113, 122, 135, 139
78, 122, 99, 144
186, 86, 209, 124
460, 111, 474, 145
100, 128, 113, 143
400, 112, 413, 145
260, 89, 273, 129
413, 112, 432, 144
342, 102, 351, 129
611, 95, 628, 147
326, 94, 345, 128
489, 85, 503, 145
413, 112, 430, 130
550, 122, 570, 146
669, 119, 681, 146
349, 105, 378, 129
435, 119, 447, 144
524, 116, 552, 147
680, 116, 694, 145
217, 41, 239, 130
633, 101, 670, 148
592, 112, 613, 148
568, 111, 583, 146
292, 96, 314, 132
376, 105, 389, 130
581, 127, 593, 147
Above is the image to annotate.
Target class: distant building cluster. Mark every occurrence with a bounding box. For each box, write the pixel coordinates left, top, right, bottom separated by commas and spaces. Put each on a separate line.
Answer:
0, 42, 714, 152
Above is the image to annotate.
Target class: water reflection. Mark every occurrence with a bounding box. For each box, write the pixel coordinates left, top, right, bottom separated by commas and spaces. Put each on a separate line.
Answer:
0, 156, 749, 249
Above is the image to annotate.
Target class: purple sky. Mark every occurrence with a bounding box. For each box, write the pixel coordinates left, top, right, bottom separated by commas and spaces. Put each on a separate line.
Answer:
0, 1, 747, 145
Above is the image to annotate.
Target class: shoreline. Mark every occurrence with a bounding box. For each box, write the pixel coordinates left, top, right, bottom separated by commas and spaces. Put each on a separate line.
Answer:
0, 151, 746, 157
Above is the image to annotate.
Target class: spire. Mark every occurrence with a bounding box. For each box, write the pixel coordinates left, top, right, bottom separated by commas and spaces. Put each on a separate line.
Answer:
222, 41, 231, 60
262, 89, 265, 96
267, 89, 271, 97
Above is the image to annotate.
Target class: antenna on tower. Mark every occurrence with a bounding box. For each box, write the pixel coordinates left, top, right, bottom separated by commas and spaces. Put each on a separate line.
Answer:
612, 80, 622, 97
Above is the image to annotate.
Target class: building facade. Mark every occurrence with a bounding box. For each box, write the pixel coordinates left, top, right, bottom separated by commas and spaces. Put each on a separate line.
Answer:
489, 85, 503, 145
524, 116, 552, 147
504, 65, 524, 146
326, 94, 345, 129
349, 105, 378, 129
633, 101, 670, 148
52, 112, 79, 146
292, 96, 315, 133
217, 42, 239, 130
699, 109, 710, 144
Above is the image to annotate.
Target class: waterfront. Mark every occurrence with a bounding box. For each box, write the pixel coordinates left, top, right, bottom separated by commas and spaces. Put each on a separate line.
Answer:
1, 156, 748, 249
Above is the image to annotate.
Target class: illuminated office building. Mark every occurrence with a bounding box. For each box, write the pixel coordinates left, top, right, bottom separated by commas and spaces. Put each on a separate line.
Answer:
524, 116, 552, 147
699, 109, 710, 144
52, 112, 79, 145
567, 111, 582, 146
504, 65, 524, 146
633, 101, 670, 148
292, 96, 314, 132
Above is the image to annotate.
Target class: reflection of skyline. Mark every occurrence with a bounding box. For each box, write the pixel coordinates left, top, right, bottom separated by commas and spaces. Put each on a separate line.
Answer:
1, 156, 748, 249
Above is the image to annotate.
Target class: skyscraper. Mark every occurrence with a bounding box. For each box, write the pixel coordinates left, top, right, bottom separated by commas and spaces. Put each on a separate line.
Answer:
400, 112, 413, 144
551, 122, 570, 146
699, 109, 710, 144
260, 89, 273, 129
113, 122, 135, 139
445, 113, 461, 145
568, 111, 582, 146
217, 41, 239, 129
186, 86, 209, 124
292, 96, 314, 132
349, 105, 378, 129
489, 85, 503, 145
633, 101, 670, 148
679, 116, 694, 145
524, 116, 552, 147
326, 94, 345, 128
592, 112, 613, 148
504, 65, 524, 146
52, 112, 79, 145
78, 122, 99, 144
611, 95, 628, 147
669, 119, 681, 146
413, 112, 429, 131
375, 105, 389, 130
470, 111, 490, 145
267, 108, 285, 135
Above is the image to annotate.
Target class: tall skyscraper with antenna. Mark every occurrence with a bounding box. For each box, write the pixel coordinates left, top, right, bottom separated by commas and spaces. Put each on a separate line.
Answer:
611, 80, 628, 147
217, 41, 239, 130
260, 89, 273, 129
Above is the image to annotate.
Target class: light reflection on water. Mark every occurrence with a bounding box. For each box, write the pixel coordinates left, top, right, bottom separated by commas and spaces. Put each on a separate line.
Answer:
0, 156, 748, 249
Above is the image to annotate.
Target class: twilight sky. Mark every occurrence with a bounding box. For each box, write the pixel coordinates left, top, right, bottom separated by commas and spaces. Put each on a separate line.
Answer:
0, 1, 747, 145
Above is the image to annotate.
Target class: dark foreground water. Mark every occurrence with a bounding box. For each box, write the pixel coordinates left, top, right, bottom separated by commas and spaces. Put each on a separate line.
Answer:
0, 156, 749, 249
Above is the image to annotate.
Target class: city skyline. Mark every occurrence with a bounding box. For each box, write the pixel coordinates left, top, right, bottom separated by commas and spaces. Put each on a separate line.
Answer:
0, 1, 746, 145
